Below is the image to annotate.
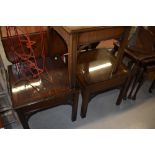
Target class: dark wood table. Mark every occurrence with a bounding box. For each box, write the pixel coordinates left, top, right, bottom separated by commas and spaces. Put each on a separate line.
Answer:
8, 57, 79, 128
51, 26, 126, 88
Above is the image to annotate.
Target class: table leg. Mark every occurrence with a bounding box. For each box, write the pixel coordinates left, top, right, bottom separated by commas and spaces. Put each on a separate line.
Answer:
128, 64, 141, 99
68, 34, 78, 88
16, 109, 30, 129
72, 91, 79, 121
80, 91, 90, 118
131, 67, 145, 100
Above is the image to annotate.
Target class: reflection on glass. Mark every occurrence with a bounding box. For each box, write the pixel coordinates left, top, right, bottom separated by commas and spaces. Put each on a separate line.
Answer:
89, 62, 112, 72
12, 80, 42, 93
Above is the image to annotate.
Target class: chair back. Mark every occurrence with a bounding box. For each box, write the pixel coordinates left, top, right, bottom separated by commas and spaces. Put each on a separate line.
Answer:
112, 27, 131, 73
128, 26, 155, 52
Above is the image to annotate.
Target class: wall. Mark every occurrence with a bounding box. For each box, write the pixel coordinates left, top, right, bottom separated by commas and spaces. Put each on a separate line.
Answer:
0, 38, 11, 69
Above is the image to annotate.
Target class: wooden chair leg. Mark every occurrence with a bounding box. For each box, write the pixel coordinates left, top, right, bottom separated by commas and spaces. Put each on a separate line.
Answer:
119, 59, 135, 100
72, 91, 79, 121
132, 75, 144, 100
128, 66, 141, 99
130, 67, 144, 100
116, 83, 127, 105
149, 80, 155, 93
16, 110, 30, 129
80, 91, 90, 118
123, 64, 136, 100
122, 63, 137, 99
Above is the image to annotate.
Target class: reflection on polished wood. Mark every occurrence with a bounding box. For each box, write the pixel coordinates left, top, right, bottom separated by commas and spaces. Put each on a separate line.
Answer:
77, 49, 128, 85
10, 58, 70, 109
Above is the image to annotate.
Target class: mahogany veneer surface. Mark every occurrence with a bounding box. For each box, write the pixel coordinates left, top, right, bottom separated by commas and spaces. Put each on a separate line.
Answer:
77, 49, 128, 85
8, 58, 71, 109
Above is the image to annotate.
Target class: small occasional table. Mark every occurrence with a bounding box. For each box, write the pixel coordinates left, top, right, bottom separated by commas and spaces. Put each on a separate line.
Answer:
51, 26, 125, 88
8, 58, 79, 129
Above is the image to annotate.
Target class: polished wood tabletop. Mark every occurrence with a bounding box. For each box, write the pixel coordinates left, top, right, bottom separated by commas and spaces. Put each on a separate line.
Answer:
63, 26, 107, 33
9, 57, 71, 109
77, 49, 128, 85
